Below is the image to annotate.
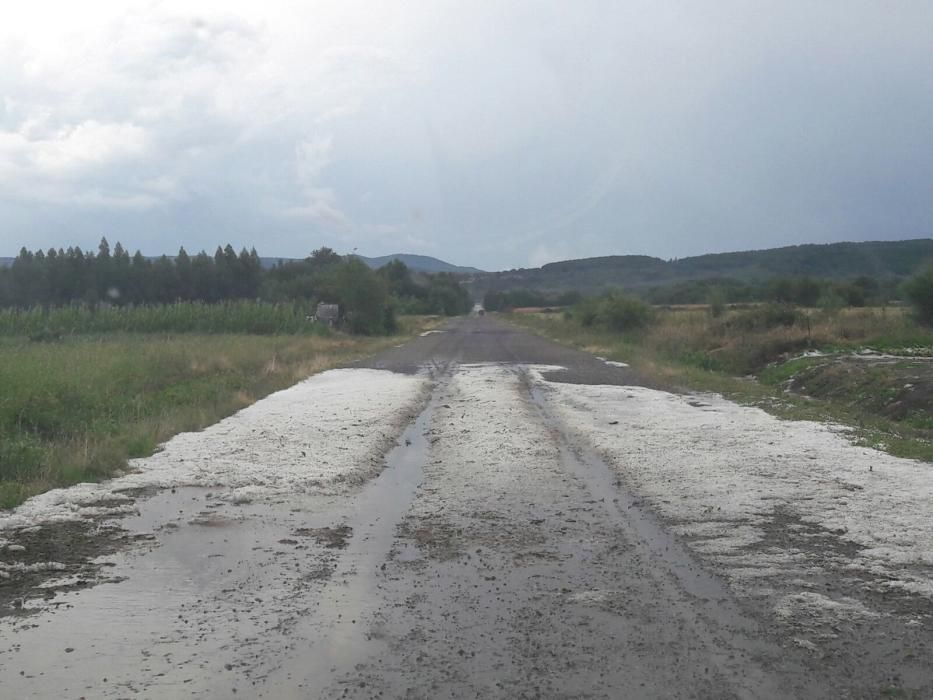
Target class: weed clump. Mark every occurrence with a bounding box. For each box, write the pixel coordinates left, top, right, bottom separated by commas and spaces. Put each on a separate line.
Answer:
574, 293, 654, 333
723, 303, 802, 332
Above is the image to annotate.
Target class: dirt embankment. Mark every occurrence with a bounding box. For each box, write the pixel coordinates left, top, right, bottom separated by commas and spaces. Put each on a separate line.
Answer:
783, 352, 933, 424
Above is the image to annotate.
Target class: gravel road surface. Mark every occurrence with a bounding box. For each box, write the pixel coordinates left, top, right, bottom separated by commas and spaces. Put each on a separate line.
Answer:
1, 317, 932, 698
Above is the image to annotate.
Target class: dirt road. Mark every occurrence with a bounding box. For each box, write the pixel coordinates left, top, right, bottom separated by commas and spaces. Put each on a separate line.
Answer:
2, 317, 932, 698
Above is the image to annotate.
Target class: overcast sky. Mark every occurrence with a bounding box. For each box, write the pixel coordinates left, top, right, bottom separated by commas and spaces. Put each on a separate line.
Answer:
1, 1, 932, 270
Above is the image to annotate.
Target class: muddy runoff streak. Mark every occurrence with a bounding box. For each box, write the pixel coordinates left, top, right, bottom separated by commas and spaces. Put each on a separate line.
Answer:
274, 397, 437, 697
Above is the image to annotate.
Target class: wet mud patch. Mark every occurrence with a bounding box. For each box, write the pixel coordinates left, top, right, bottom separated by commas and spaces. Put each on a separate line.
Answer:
460, 507, 553, 551
749, 505, 933, 620
751, 504, 861, 558
294, 524, 353, 549
111, 485, 162, 500
188, 512, 240, 527
301, 563, 337, 582
0, 520, 143, 618
727, 505, 933, 696
564, 587, 631, 611
512, 548, 564, 566
397, 515, 464, 561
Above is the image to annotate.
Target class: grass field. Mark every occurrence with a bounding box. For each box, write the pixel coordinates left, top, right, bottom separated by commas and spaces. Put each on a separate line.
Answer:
0, 315, 437, 509
507, 306, 933, 463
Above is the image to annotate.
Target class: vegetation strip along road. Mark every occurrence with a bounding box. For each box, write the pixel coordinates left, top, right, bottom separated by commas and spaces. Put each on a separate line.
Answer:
0, 316, 439, 508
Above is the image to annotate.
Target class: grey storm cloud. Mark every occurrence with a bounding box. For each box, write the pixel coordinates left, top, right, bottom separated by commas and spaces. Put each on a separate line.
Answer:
1, 0, 932, 269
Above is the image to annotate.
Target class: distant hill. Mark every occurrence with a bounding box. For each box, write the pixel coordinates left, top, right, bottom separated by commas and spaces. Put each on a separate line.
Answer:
357, 253, 483, 274
0, 257, 12, 268
473, 239, 933, 295
257, 253, 482, 273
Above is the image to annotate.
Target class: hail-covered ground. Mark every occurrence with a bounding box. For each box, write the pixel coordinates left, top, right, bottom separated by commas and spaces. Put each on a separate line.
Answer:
1, 317, 932, 699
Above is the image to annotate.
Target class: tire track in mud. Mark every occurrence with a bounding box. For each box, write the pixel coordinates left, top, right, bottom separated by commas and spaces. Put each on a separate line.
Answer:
522, 367, 811, 699
310, 363, 822, 699
265, 387, 442, 698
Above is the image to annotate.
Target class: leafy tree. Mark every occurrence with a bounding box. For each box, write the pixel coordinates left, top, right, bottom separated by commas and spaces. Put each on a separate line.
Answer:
308, 247, 343, 270
324, 257, 393, 335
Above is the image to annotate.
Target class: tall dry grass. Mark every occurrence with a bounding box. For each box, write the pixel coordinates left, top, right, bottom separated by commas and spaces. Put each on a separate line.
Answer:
513, 305, 931, 376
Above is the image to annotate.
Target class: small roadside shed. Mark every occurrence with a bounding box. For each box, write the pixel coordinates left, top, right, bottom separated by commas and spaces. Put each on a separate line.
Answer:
315, 302, 339, 326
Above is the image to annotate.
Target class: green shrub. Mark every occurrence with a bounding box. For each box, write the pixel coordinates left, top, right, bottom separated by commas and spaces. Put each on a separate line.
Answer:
903, 265, 933, 326
575, 298, 601, 327
571, 293, 653, 332
597, 294, 654, 332
708, 289, 727, 318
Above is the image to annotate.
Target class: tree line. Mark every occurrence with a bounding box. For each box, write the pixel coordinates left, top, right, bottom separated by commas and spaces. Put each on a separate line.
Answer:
482, 288, 583, 311
484, 275, 901, 312
0, 240, 472, 335
1, 240, 263, 307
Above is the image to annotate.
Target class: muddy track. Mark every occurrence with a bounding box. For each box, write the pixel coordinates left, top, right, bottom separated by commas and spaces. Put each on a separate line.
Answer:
1, 317, 932, 698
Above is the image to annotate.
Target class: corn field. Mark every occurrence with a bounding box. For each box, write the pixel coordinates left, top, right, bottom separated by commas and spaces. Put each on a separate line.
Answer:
0, 301, 325, 336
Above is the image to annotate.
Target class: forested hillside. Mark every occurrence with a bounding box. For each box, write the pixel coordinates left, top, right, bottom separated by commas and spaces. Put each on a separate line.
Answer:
474, 239, 933, 296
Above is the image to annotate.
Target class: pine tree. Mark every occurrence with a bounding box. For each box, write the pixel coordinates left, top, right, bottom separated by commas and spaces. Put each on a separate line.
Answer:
175, 247, 193, 301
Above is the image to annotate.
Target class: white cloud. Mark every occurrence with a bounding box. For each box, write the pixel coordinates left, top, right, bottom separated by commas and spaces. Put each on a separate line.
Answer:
0, 120, 153, 208
1, 1, 932, 266
282, 134, 352, 230
282, 191, 351, 230
30, 121, 150, 174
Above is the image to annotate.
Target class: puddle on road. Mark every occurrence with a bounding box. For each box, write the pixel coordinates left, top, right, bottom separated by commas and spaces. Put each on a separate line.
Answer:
0, 489, 292, 696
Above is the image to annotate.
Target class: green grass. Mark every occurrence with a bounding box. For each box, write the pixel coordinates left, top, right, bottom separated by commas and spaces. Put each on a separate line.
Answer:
505, 310, 933, 464
0, 301, 327, 337
0, 319, 439, 509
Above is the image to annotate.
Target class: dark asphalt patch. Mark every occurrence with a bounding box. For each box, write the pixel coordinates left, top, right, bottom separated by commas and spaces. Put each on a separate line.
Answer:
353, 315, 653, 386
